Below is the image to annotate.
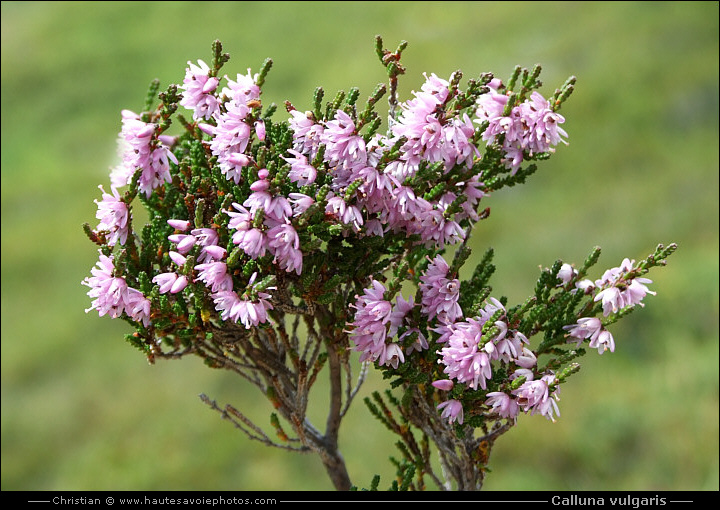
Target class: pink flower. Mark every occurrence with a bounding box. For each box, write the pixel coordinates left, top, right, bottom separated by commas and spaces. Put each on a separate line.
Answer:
124, 288, 151, 327
191, 228, 219, 247
485, 392, 519, 420
195, 261, 233, 293
171, 275, 188, 294
233, 227, 267, 259
431, 380, 454, 391
153, 272, 182, 294
288, 110, 324, 157
255, 120, 266, 141
266, 196, 293, 223
199, 244, 227, 263
226, 202, 253, 231
565, 317, 616, 354
192, 228, 222, 263
250, 179, 270, 192
109, 109, 177, 196
476, 86, 568, 174
455, 175, 486, 222
209, 101, 252, 184
494, 330, 528, 364
417, 207, 465, 248
437, 318, 493, 390
378, 343, 405, 369
321, 110, 366, 168
623, 278, 656, 307
168, 233, 197, 255
168, 251, 187, 267
167, 219, 191, 231
137, 143, 176, 197
557, 263, 577, 285
563, 317, 603, 347
516, 347, 538, 368
283, 149, 317, 186
82, 253, 127, 319
288, 193, 314, 217
512, 373, 561, 422
390, 73, 479, 173
179, 60, 220, 120
226, 203, 268, 259
212, 289, 273, 329
589, 329, 615, 355
387, 294, 415, 339
94, 185, 129, 246
266, 223, 302, 274
82, 252, 151, 326
222, 69, 260, 104
243, 190, 291, 222
363, 218, 384, 237
437, 399, 464, 425
325, 196, 363, 232
109, 110, 153, 188
350, 280, 393, 363
593, 258, 656, 316
594, 286, 623, 316
419, 255, 462, 322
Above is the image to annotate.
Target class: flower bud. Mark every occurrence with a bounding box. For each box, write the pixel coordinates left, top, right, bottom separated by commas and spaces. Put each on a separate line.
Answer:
431, 380, 454, 391
250, 180, 270, 192
255, 120, 266, 141
202, 76, 219, 94
167, 219, 191, 231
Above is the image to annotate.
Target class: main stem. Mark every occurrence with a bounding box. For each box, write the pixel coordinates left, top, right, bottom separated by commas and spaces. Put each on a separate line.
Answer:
317, 305, 352, 490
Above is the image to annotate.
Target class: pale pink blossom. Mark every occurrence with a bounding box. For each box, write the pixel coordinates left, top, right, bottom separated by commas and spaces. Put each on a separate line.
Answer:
512, 373, 561, 422
267, 223, 302, 274
168, 251, 187, 267
82, 252, 150, 326
124, 288, 151, 327
179, 60, 220, 120
283, 149, 318, 186
153, 272, 180, 294
321, 110, 366, 168
349, 280, 393, 364
437, 318, 493, 390
288, 193, 314, 217
167, 219, 191, 231
222, 69, 260, 104
194, 261, 233, 293
378, 343, 405, 369
557, 263, 577, 285
437, 399, 464, 425
485, 392, 519, 420
212, 289, 273, 329
419, 255, 462, 322
288, 110, 324, 157
94, 185, 129, 246
431, 380, 454, 391
168, 233, 196, 255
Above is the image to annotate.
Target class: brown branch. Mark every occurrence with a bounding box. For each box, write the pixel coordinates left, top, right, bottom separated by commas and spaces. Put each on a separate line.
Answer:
199, 394, 308, 453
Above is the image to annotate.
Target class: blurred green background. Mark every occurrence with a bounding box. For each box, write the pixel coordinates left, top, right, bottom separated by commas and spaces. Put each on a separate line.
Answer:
1, 0, 718, 492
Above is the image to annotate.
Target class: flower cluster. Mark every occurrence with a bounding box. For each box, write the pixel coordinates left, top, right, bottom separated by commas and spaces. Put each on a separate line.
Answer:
429, 291, 559, 423
93, 185, 129, 247
82, 252, 150, 327
477, 79, 568, 173
82, 39, 673, 452
564, 258, 656, 355
419, 255, 462, 323
110, 110, 178, 197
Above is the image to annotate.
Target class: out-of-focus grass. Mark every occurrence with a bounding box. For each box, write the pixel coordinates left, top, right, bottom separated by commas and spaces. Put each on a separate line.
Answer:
1, 1, 717, 491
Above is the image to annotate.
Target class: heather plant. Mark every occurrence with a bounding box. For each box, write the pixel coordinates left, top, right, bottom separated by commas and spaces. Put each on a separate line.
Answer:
82, 38, 676, 491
